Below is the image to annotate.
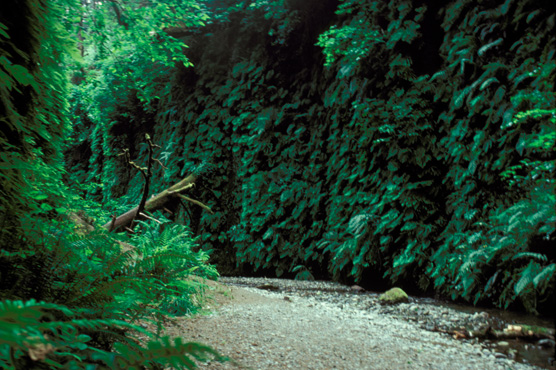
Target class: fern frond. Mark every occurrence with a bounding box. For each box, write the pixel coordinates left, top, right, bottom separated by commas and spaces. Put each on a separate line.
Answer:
68, 276, 149, 307
512, 252, 547, 262
115, 337, 230, 369
514, 261, 541, 295
533, 264, 555, 292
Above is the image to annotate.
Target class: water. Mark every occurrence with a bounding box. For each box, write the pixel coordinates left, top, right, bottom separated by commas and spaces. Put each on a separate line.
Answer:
421, 297, 555, 369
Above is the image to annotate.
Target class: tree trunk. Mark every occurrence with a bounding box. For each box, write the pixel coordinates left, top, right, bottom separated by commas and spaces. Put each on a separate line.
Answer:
103, 173, 199, 231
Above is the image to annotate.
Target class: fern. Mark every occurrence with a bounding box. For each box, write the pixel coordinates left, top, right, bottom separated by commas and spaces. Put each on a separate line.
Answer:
514, 261, 540, 296
0, 299, 227, 369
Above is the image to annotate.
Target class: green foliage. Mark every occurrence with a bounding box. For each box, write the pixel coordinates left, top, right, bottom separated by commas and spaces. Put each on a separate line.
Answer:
431, 186, 555, 313
1, 211, 224, 368
0, 299, 225, 369
1, 0, 227, 368
66, 0, 211, 203
65, 0, 556, 315
424, 0, 556, 311
130, 219, 219, 314
76, 0, 209, 107
1, 0, 71, 217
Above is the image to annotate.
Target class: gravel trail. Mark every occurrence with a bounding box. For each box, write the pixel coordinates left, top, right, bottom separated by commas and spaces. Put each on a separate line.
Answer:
164, 278, 551, 370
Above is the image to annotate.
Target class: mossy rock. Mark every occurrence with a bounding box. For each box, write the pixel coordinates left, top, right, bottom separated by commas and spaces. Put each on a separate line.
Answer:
379, 287, 409, 304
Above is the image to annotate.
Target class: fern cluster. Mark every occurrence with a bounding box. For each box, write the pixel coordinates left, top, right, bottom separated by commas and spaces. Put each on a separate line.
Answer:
0, 299, 225, 369
1, 212, 224, 369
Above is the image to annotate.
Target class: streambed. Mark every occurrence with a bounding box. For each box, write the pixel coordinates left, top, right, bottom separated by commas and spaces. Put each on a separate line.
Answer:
219, 277, 555, 369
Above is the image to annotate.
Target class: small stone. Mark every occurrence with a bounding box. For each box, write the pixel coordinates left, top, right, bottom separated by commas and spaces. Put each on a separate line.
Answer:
497, 341, 509, 347
378, 287, 409, 304
537, 338, 556, 348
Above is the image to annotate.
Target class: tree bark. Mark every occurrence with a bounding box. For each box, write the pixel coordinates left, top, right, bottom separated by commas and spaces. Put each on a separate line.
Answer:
103, 173, 202, 231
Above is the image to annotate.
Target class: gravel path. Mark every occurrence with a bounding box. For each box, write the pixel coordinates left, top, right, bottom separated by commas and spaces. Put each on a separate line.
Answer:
164, 277, 552, 370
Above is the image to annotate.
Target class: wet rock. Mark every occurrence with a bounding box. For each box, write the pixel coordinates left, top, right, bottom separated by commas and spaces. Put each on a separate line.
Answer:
379, 287, 409, 304
537, 338, 556, 348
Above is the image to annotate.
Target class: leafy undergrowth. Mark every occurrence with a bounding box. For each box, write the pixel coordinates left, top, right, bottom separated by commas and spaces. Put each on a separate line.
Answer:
0, 215, 227, 369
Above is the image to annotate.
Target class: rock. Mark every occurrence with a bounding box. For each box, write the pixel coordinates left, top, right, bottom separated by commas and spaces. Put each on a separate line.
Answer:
350, 285, 365, 292
537, 338, 556, 348
379, 287, 409, 305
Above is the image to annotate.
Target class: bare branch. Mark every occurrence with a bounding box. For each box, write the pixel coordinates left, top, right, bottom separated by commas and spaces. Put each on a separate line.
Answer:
175, 194, 214, 214
168, 183, 195, 194
139, 212, 162, 224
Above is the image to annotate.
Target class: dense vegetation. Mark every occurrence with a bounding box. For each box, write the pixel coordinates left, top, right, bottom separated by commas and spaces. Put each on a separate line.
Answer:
1, 0, 554, 366
65, 0, 554, 314
1, 0, 225, 368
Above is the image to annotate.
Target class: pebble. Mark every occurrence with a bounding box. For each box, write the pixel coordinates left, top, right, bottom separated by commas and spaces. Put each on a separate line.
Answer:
210, 277, 547, 370
537, 338, 555, 348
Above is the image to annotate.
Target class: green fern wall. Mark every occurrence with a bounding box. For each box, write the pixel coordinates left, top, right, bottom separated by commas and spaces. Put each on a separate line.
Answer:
66, 0, 555, 313
1, 0, 70, 236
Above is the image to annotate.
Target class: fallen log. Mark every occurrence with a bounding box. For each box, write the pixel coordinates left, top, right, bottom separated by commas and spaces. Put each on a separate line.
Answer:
102, 173, 213, 232
434, 324, 555, 341
491, 324, 555, 340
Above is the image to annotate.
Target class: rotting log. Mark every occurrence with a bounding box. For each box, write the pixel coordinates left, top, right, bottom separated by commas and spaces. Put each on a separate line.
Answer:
436, 324, 555, 341
102, 173, 212, 231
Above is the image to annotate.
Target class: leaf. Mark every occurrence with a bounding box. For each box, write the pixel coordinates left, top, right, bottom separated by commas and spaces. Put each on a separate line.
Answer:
526, 10, 541, 24
514, 261, 540, 295
0, 24, 9, 39
40, 203, 53, 211
478, 38, 503, 56
10, 64, 34, 86
533, 264, 555, 289
480, 77, 499, 90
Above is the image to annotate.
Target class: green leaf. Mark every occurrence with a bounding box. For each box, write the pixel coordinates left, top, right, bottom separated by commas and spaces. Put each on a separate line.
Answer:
533, 264, 555, 289
514, 261, 540, 295
40, 203, 53, 211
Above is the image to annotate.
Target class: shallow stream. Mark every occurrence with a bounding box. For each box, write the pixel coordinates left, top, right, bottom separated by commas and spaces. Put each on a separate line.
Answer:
431, 298, 554, 369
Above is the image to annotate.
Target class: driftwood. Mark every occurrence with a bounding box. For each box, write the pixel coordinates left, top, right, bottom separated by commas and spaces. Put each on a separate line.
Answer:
102, 173, 213, 232
435, 324, 555, 341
